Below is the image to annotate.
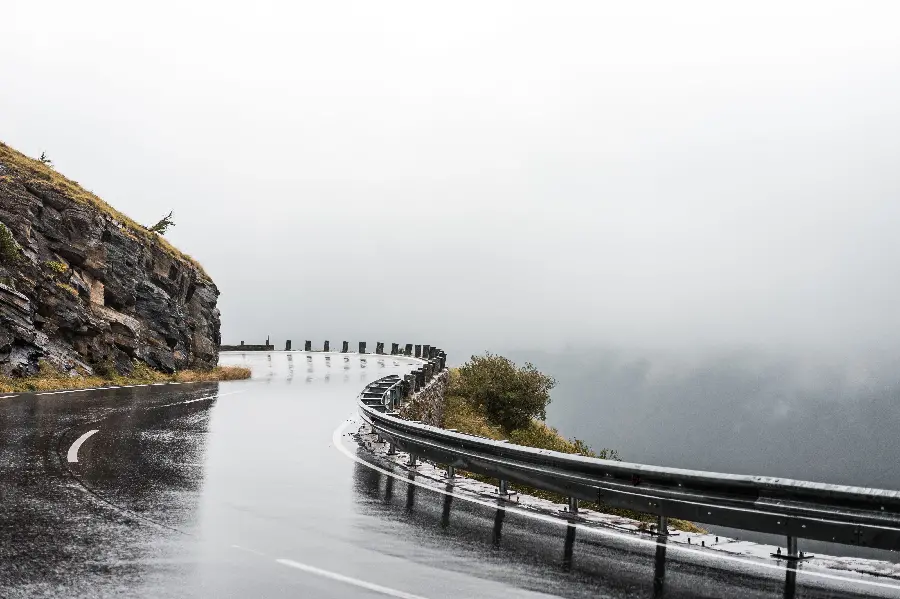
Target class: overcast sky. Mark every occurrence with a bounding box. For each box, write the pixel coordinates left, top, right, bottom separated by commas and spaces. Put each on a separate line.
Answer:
3, 1, 900, 360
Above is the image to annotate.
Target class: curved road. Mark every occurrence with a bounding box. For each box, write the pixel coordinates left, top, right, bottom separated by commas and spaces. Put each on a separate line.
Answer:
0, 352, 895, 598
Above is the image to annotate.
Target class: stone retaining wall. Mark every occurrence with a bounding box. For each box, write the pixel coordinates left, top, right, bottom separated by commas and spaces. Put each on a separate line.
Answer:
398, 368, 450, 427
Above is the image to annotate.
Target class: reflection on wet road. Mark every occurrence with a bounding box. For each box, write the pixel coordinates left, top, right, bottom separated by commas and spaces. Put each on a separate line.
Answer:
0, 352, 893, 598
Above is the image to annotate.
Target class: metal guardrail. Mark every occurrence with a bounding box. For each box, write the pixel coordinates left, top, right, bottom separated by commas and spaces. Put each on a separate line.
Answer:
358, 373, 900, 559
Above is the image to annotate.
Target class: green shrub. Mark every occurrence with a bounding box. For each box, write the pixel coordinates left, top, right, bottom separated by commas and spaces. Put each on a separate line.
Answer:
455, 353, 556, 432
0, 223, 20, 265
44, 260, 68, 275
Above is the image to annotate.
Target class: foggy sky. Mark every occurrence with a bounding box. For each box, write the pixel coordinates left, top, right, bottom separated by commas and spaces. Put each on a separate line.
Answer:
3, 1, 900, 360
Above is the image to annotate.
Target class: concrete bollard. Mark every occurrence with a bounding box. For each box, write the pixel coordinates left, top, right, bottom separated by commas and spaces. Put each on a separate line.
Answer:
423, 344, 431, 359
391, 343, 399, 355
405, 374, 415, 397
342, 341, 349, 353
304, 340, 312, 351
424, 363, 433, 382
414, 344, 421, 358
285, 340, 292, 351
324, 340, 330, 352
405, 343, 413, 356
415, 369, 425, 390
359, 341, 366, 354
376, 342, 384, 355
429, 347, 437, 359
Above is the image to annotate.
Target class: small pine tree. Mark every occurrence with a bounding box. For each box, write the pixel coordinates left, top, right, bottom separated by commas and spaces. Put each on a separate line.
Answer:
39, 152, 53, 167
147, 211, 175, 235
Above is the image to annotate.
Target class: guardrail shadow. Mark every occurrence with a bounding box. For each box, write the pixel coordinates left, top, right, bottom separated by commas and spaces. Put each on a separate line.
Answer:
350, 458, 843, 599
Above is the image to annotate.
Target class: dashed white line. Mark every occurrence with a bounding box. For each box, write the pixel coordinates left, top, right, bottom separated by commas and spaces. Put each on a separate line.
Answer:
276, 559, 430, 599
67, 429, 99, 463
152, 390, 244, 409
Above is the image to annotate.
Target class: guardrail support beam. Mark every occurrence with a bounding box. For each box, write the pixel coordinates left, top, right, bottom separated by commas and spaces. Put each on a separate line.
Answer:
787, 535, 798, 558
499, 479, 509, 498
657, 514, 669, 536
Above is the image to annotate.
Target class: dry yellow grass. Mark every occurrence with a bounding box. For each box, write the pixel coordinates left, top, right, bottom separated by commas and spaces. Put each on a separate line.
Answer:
0, 142, 209, 279
0, 363, 250, 393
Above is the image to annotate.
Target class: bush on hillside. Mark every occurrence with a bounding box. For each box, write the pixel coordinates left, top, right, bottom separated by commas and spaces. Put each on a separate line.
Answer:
455, 353, 556, 432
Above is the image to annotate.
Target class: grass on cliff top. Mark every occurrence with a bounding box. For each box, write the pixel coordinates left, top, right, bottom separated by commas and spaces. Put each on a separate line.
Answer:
440, 369, 706, 534
0, 142, 209, 279
0, 361, 250, 394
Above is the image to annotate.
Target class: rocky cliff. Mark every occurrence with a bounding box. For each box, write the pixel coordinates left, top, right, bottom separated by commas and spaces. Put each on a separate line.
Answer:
0, 142, 220, 376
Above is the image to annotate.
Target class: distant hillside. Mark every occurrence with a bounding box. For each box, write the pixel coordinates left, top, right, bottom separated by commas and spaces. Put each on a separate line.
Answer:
0, 142, 220, 376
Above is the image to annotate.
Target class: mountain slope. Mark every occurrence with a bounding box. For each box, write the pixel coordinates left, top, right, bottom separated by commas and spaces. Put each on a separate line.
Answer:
0, 142, 220, 375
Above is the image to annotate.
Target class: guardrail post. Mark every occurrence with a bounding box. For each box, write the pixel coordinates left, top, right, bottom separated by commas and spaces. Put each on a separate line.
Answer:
499, 479, 509, 498
568, 497, 579, 514
657, 514, 668, 536
359, 341, 366, 354
408, 453, 417, 466
391, 343, 399, 355
388, 443, 396, 455
342, 341, 349, 353
285, 340, 291, 351
447, 465, 455, 480
405, 343, 413, 356
787, 535, 798, 558
414, 344, 421, 358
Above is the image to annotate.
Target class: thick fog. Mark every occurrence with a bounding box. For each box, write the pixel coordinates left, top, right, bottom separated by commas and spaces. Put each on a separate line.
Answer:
3, 1, 900, 360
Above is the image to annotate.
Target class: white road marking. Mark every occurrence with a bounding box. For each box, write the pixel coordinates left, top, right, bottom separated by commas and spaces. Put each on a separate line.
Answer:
0, 394, 18, 399
276, 559, 430, 599
67, 429, 99, 463
152, 390, 244, 409
35, 381, 210, 396
332, 417, 900, 593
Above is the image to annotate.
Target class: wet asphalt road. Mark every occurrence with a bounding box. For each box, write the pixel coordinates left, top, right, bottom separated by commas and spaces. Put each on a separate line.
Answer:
0, 352, 896, 598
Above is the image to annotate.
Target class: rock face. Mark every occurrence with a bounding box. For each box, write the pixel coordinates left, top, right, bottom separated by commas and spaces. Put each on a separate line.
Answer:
0, 142, 220, 376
